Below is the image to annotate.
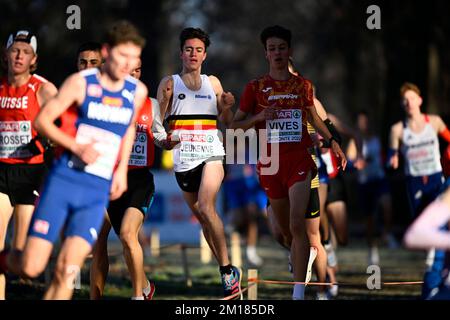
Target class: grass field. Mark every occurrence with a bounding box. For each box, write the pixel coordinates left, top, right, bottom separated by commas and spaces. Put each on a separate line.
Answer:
6, 230, 427, 300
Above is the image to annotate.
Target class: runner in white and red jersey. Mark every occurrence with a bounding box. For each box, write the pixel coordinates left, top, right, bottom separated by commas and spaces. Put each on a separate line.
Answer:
0, 30, 57, 299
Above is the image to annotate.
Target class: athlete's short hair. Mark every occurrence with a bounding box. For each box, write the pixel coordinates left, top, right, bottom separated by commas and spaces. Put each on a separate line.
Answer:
260, 25, 292, 49
77, 42, 102, 56
179, 27, 210, 51
400, 82, 421, 97
105, 20, 146, 49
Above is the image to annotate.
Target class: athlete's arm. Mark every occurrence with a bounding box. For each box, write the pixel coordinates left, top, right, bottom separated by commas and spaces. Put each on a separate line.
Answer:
307, 104, 347, 170
313, 98, 327, 120
36, 81, 58, 106
33, 73, 100, 164
150, 98, 172, 149
156, 76, 173, 121
429, 115, 450, 143
388, 122, 402, 169
404, 187, 450, 250
209, 75, 235, 128
110, 81, 148, 200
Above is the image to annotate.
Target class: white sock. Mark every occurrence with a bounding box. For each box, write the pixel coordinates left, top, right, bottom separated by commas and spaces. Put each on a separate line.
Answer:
131, 296, 144, 300
292, 284, 305, 300
247, 246, 257, 257
143, 280, 151, 295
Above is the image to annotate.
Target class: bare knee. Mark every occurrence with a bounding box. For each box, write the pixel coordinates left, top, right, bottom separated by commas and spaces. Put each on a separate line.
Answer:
120, 229, 138, 250
22, 257, 46, 279
197, 202, 215, 221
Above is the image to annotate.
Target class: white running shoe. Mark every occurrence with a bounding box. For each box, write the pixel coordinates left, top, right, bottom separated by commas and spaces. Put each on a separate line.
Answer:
305, 247, 318, 284
316, 292, 329, 300
328, 284, 339, 297
247, 250, 263, 267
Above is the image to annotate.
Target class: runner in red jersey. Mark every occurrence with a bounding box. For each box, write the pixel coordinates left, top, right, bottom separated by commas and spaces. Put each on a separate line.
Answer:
232, 25, 346, 300
0, 30, 57, 299
90, 58, 168, 300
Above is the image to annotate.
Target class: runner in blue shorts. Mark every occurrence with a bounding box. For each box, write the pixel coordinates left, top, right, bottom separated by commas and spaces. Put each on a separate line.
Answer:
389, 82, 450, 299
0, 21, 148, 300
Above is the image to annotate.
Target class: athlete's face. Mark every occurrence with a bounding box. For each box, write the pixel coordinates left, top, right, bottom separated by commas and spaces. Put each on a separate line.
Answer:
77, 50, 102, 71
265, 37, 292, 69
180, 38, 207, 71
130, 59, 142, 79
402, 90, 422, 115
357, 114, 369, 133
6, 41, 37, 75
103, 42, 141, 80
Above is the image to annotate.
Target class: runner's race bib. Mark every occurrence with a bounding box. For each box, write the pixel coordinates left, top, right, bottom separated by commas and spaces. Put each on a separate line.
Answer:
266, 109, 302, 143
69, 123, 121, 180
129, 132, 147, 167
178, 130, 217, 162
406, 143, 441, 176
0, 121, 33, 158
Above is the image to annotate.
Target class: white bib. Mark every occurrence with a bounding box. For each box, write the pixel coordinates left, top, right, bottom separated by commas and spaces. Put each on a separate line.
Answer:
266, 109, 302, 143
0, 121, 33, 158
69, 123, 121, 180
129, 132, 147, 167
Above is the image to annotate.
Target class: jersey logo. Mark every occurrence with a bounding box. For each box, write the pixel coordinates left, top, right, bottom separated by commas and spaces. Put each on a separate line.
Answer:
122, 89, 134, 104
87, 84, 102, 98
33, 219, 49, 235
28, 83, 37, 92
178, 93, 186, 100
311, 210, 319, 216
262, 87, 272, 93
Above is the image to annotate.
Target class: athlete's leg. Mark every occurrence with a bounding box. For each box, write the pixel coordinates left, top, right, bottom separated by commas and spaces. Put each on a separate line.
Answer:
319, 184, 330, 244
266, 204, 291, 250
245, 203, 263, 266
43, 236, 91, 300
196, 161, 229, 266
12, 205, 35, 251
288, 174, 312, 283
0, 193, 13, 299
119, 207, 147, 298
21, 236, 54, 279
326, 201, 348, 246
89, 216, 111, 300
182, 191, 219, 261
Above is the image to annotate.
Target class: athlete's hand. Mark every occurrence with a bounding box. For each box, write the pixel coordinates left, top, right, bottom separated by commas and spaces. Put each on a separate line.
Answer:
331, 140, 347, 171
256, 105, 278, 122
162, 78, 174, 103
110, 169, 127, 201
389, 153, 399, 169
71, 142, 100, 165
220, 92, 235, 109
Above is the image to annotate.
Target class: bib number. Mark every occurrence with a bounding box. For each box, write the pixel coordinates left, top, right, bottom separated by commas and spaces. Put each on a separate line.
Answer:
266, 109, 302, 143
69, 123, 121, 180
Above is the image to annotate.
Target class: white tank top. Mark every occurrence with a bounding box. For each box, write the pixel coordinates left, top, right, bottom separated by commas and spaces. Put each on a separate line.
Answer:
167, 74, 225, 172
401, 117, 442, 177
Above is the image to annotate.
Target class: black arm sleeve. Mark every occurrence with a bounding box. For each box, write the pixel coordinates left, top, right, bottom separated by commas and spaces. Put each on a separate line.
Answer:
324, 119, 342, 146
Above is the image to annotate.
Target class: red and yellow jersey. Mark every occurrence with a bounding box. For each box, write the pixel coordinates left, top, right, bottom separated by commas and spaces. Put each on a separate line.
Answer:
0, 74, 48, 164
239, 74, 314, 160
128, 97, 155, 169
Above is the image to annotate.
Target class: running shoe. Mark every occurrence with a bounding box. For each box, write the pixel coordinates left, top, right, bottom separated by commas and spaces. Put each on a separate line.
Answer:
143, 281, 156, 300
221, 266, 242, 300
